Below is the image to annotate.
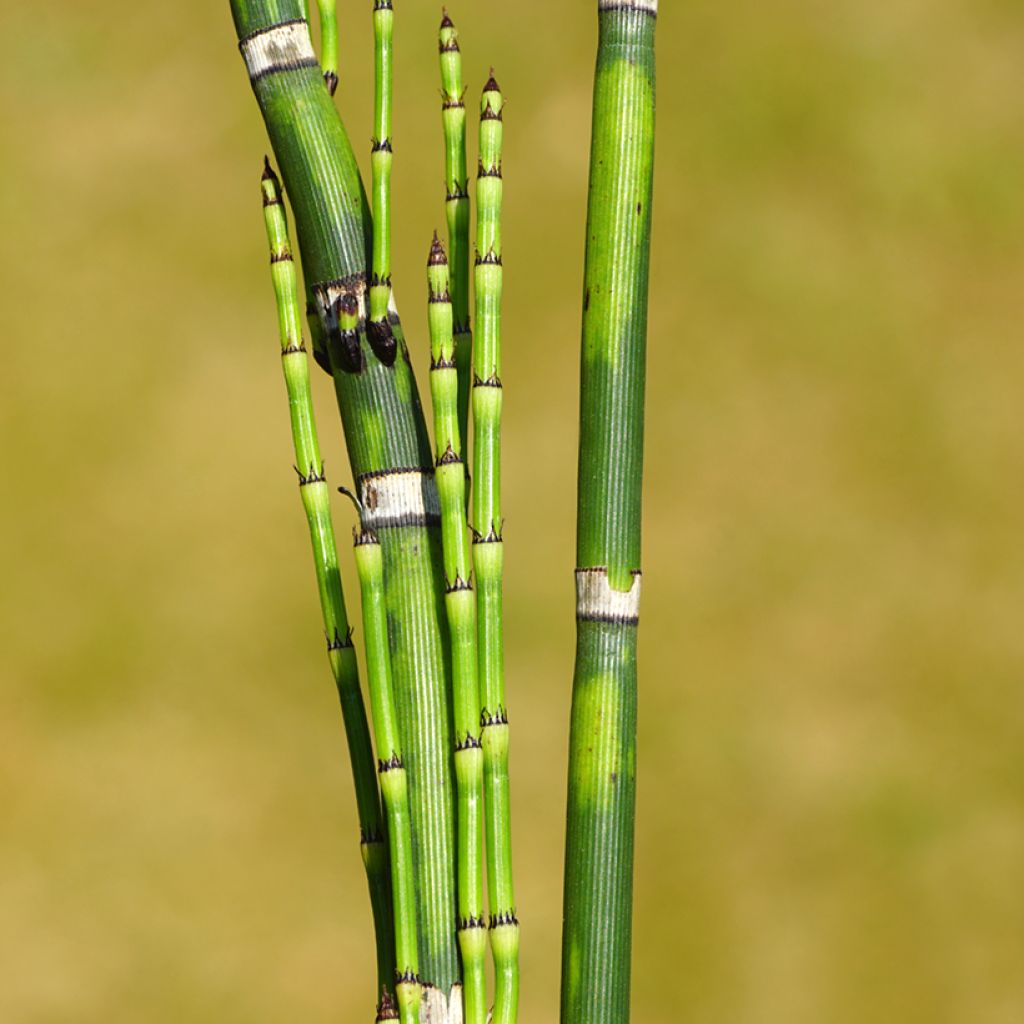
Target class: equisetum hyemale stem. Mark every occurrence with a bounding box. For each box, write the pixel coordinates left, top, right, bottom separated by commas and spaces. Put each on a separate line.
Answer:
368, 0, 395, 364
259, 160, 396, 1006
427, 236, 487, 1024
315, 0, 339, 95
351, 522, 423, 1024
232, 0, 460, 993
438, 10, 472, 451
560, 4, 656, 1024
472, 73, 519, 1024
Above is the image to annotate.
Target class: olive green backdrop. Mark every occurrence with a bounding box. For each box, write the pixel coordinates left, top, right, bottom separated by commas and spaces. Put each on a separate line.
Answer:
2, 1, 1022, 1020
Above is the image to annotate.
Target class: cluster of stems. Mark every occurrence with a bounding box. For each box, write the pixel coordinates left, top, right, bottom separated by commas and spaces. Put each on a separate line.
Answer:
237, 2, 654, 1023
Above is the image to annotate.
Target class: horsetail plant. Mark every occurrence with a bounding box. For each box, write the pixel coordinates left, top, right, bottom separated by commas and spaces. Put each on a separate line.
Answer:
438, 11, 472, 452
259, 160, 394, 999
233, 3, 657, 1023
560, 4, 657, 1024
426, 236, 486, 1024
472, 73, 519, 1024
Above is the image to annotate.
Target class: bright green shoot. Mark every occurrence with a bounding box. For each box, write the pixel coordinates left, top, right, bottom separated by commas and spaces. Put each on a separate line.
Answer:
351, 521, 422, 1024
472, 74, 519, 1024
427, 235, 486, 1024
259, 161, 395, 1004
438, 10, 472, 452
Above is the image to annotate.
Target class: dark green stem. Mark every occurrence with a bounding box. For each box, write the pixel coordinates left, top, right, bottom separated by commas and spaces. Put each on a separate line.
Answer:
560, 4, 656, 1024
231, 0, 459, 992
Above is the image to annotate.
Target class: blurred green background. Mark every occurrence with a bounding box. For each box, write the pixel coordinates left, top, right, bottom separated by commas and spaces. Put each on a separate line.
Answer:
2, 0, 1023, 1020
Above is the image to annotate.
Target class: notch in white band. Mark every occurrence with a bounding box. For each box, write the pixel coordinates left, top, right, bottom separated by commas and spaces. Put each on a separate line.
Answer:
240, 21, 318, 82
576, 567, 642, 625
359, 469, 440, 530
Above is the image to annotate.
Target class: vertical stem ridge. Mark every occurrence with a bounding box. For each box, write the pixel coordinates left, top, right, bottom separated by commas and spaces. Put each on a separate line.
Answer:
439, 11, 472, 452
472, 74, 519, 1024
353, 529, 423, 1024
427, 236, 487, 1024
561, 5, 656, 1024
259, 161, 395, 1007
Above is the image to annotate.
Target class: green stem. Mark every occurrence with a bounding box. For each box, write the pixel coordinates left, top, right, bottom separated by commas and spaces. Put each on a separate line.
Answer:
232, 0, 459, 992
315, 0, 339, 94
560, 4, 656, 1024
427, 236, 487, 1024
353, 527, 423, 1024
438, 11, 472, 453
259, 161, 395, 1006
369, 0, 394, 337
472, 73, 519, 1024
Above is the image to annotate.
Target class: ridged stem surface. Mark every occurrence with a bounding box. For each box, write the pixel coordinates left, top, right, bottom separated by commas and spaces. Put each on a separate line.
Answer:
427, 237, 487, 1024
232, 0, 459, 991
369, 0, 393, 328
560, 5, 656, 1024
472, 75, 519, 1024
260, 163, 394, 1001
438, 12, 472, 450
353, 533, 422, 1024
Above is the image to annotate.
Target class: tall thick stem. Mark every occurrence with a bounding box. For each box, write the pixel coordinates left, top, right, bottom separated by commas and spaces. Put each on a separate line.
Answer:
560, 5, 656, 1024
231, 0, 459, 992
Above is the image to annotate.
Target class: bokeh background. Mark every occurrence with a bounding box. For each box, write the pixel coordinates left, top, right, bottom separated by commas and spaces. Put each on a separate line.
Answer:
2, 0, 1023, 1020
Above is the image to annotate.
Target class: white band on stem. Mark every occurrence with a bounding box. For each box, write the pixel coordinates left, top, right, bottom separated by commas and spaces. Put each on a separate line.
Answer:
576, 567, 642, 625
359, 470, 440, 530
598, 0, 658, 14
241, 21, 317, 81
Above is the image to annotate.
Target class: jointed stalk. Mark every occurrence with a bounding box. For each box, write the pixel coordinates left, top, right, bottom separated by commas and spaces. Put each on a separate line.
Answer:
472, 74, 519, 1024
259, 161, 395, 1004
232, 0, 459, 992
368, 0, 395, 356
438, 11, 472, 450
560, 4, 656, 1024
427, 236, 486, 1024
351, 519, 422, 1024
315, 0, 339, 95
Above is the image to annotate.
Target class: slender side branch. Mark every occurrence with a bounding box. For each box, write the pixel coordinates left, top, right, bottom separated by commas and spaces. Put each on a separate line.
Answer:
472, 73, 519, 1024
560, 4, 656, 1024
352, 519, 423, 1024
427, 236, 487, 1024
438, 11, 472, 451
259, 161, 395, 1005
368, 0, 395, 363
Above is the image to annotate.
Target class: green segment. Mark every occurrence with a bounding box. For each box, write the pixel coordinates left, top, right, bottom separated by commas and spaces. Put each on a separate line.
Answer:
561, 7, 655, 1024
353, 534, 422, 1024
316, 0, 339, 94
472, 75, 519, 1024
427, 237, 486, 1024
369, 0, 394, 327
259, 163, 394, 1005
233, 0, 459, 991
438, 11, 472, 451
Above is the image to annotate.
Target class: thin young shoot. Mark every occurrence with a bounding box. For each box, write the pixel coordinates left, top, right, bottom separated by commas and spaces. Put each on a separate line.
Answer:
368, 0, 395, 364
259, 160, 395, 1007
427, 235, 486, 1024
438, 10, 472, 450
347, 486, 422, 1024
472, 73, 519, 1024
